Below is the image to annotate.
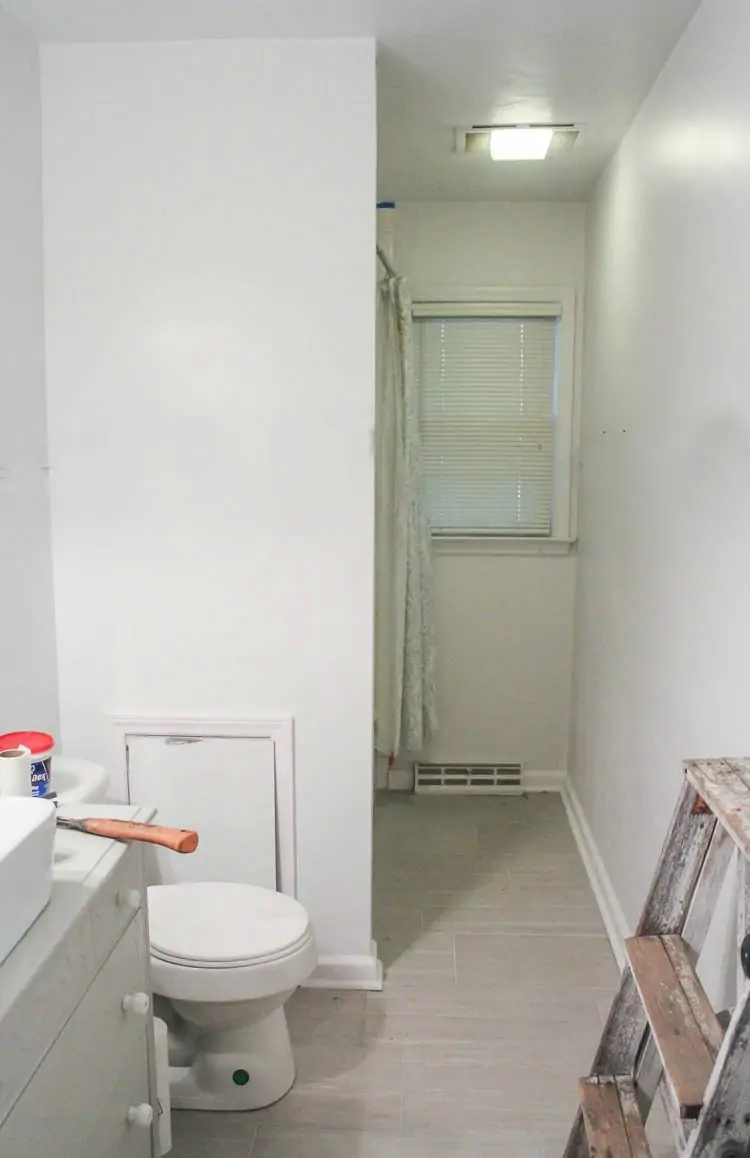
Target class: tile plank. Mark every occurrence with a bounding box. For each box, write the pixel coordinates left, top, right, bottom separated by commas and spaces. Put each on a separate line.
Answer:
175, 795, 623, 1157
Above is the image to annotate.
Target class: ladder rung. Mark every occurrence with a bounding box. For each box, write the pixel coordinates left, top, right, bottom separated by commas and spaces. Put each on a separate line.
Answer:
626, 935, 724, 1119
579, 1075, 652, 1157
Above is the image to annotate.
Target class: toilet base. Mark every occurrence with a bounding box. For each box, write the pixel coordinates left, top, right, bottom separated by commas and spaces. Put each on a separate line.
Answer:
168, 1006, 296, 1111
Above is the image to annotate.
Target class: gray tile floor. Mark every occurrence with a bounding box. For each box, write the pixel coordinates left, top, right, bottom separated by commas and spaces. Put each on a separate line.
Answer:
170, 792, 673, 1157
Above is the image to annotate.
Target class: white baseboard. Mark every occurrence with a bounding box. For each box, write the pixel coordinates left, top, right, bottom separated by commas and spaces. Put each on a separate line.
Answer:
562, 777, 630, 969
303, 941, 383, 991
524, 769, 567, 792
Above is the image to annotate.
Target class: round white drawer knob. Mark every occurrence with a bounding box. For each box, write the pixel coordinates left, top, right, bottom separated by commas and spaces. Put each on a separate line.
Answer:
116, 888, 142, 912
127, 1103, 154, 1128
121, 991, 150, 1016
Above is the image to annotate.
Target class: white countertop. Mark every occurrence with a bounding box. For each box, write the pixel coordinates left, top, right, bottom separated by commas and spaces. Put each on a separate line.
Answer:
54, 802, 157, 880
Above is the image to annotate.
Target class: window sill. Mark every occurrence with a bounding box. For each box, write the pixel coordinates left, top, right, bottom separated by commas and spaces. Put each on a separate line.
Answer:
431, 536, 577, 557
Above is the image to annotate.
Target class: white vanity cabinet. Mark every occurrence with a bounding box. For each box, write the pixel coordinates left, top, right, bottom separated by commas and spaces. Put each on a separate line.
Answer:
0, 807, 159, 1158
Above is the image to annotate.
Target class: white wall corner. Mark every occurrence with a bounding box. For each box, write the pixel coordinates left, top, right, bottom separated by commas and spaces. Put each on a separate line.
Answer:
562, 777, 630, 969
376, 204, 396, 264
374, 752, 390, 790
388, 765, 415, 791
304, 941, 383, 991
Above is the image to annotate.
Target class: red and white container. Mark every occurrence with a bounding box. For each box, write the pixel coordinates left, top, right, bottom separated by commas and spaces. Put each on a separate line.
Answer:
0, 732, 55, 798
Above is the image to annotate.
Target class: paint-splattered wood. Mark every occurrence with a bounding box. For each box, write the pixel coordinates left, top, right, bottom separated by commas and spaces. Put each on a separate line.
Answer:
736, 853, 750, 1003
563, 971, 648, 1157
605, 780, 719, 1069
579, 1076, 652, 1158
626, 936, 719, 1118
646, 823, 733, 1147
637, 779, 718, 936
632, 822, 735, 1137
616, 1078, 653, 1158
563, 1112, 589, 1158
685, 759, 750, 861
662, 937, 724, 1054
563, 779, 722, 1158
681, 824, 735, 956
567, 762, 750, 1158
685, 983, 750, 1157
635, 1030, 692, 1155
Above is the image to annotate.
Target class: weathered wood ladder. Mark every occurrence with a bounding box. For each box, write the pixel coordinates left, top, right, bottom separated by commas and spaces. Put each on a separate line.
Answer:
564, 759, 750, 1158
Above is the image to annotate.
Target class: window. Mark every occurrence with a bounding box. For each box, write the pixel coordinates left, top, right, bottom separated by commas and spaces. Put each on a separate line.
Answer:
413, 291, 575, 544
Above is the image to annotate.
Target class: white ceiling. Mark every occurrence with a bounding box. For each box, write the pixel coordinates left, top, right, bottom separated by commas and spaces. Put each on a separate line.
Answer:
2, 0, 701, 201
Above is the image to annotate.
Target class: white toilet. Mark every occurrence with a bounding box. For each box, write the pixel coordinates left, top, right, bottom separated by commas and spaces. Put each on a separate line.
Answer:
148, 882, 317, 1110
125, 732, 317, 1112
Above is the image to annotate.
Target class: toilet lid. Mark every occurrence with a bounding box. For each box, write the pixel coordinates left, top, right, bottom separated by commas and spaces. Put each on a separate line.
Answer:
147, 883, 311, 968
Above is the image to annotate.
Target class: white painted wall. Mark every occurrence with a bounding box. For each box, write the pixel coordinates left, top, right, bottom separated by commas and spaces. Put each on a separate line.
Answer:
395, 202, 585, 771
572, 0, 750, 1006
0, 12, 58, 737
41, 40, 377, 966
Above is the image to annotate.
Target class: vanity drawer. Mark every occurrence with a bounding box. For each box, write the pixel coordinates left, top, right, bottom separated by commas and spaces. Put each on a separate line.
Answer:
0, 917, 155, 1158
0, 843, 147, 1124
88, 839, 147, 961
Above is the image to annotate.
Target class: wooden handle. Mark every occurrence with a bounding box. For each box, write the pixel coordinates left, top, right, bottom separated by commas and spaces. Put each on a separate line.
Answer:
78, 818, 199, 853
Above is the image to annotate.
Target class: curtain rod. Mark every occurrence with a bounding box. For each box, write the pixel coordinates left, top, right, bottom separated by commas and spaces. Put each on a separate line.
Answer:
376, 244, 398, 279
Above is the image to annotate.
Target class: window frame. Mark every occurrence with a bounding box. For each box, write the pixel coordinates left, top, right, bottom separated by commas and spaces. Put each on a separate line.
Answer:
411, 284, 577, 555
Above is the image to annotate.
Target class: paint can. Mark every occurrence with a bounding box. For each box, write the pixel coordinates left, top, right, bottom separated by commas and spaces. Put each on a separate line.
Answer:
0, 731, 55, 798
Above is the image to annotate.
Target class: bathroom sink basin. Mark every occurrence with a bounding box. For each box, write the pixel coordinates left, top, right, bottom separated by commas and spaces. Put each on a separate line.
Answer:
52, 825, 107, 880
51, 758, 109, 805
0, 797, 56, 964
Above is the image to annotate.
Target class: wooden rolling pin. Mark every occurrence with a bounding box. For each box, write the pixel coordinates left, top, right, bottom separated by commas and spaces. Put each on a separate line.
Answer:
56, 815, 199, 853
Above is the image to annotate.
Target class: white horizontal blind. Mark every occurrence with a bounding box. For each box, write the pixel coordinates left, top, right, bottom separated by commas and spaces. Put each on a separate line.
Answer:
414, 309, 558, 536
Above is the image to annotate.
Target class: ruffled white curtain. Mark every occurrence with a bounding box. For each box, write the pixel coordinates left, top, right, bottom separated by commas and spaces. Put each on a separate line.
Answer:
374, 270, 437, 758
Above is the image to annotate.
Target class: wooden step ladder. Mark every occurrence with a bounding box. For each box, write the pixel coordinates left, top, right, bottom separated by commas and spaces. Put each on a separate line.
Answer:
565, 759, 750, 1158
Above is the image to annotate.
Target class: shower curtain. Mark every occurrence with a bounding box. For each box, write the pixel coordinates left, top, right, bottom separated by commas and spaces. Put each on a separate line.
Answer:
374, 270, 437, 759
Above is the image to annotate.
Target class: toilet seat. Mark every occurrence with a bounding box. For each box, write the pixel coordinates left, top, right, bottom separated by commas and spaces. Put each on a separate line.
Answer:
149, 882, 310, 968
148, 882, 317, 1003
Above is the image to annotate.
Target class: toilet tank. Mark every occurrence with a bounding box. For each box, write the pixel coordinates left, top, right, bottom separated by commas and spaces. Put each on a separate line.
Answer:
126, 735, 277, 890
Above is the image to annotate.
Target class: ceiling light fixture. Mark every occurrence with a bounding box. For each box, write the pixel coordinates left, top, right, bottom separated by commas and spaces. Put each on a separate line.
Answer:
489, 126, 554, 161
455, 125, 580, 161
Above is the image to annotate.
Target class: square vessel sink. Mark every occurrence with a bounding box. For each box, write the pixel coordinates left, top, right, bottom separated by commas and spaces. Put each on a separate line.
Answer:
0, 797, 56, 964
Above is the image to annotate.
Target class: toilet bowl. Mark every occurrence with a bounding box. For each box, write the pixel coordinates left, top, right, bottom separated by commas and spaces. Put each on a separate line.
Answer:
148, 881, 317, 1111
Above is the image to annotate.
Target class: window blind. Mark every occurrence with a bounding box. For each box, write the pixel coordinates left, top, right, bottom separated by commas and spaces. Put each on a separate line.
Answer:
414, 309, 558, 536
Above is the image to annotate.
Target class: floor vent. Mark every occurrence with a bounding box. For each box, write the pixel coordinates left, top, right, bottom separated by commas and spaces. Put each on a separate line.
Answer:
413, 762, 524, 794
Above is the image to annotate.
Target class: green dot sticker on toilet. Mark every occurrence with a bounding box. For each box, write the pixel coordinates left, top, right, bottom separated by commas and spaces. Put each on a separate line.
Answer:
232, 1069, 251, 1086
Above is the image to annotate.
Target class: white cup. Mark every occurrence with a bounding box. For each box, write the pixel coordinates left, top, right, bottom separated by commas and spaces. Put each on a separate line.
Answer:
0, 745, 32, 797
